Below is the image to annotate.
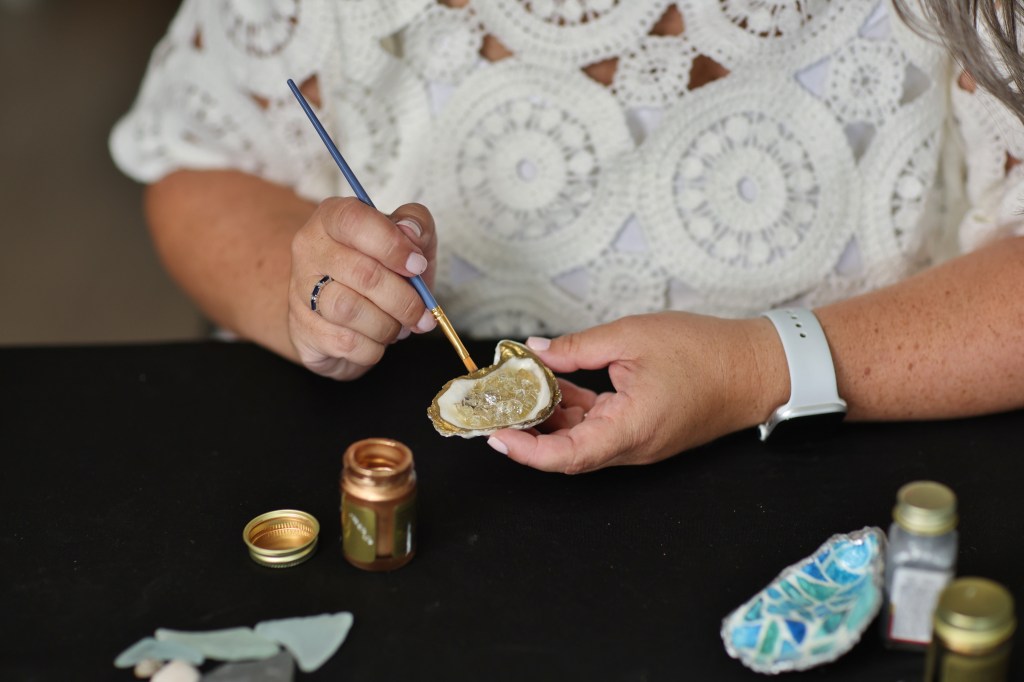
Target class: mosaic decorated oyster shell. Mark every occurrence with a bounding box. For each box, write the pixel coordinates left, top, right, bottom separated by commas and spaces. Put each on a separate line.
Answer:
428, 340, 561, 438
721, 526, 886, 674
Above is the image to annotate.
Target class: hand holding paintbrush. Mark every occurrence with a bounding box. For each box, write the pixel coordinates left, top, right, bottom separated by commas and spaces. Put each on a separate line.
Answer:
287, 79, 477, 375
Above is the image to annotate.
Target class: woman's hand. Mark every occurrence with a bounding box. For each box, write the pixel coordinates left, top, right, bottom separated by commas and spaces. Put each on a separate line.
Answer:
486, 312, 788, 473
288, 198, 439, 380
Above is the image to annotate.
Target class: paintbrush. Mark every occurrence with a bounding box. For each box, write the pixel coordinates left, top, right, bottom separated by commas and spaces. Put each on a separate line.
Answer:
287, 79, 477, 373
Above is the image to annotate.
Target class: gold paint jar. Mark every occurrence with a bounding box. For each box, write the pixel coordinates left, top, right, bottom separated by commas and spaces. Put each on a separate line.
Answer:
924, 577, 1016, 682
340, 438, 417, 571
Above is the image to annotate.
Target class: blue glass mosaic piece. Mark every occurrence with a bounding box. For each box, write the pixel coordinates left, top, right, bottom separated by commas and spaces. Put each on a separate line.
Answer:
721, 527, 885, 674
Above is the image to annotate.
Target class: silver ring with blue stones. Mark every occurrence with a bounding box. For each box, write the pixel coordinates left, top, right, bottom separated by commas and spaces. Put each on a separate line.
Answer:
310, 275, 332, 315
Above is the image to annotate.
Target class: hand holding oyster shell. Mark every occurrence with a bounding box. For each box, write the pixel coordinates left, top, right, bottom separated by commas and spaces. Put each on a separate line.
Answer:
428, 340, 562, 437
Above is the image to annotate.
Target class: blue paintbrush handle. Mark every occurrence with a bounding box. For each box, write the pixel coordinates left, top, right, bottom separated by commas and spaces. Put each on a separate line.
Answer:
287, 79, 438, 310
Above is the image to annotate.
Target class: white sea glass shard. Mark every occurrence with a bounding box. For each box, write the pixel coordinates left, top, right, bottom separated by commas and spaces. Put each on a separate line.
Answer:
721, 527, 886, 674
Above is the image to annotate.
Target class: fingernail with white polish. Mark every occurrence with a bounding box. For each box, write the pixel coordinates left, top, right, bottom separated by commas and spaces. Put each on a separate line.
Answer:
415, 308, 437, 333
406, 252, 428, 275
397, 326, 411, 341
526, 336, 551, 351
396, 218, 422, 239
487, 436, 509, 455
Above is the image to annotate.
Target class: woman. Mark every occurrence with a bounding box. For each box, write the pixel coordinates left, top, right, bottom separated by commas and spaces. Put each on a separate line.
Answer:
111, 0, 1024, 472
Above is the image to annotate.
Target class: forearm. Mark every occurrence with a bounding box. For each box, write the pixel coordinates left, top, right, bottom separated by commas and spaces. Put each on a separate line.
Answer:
812, 236, 1024, 421
145, 169, 315, 362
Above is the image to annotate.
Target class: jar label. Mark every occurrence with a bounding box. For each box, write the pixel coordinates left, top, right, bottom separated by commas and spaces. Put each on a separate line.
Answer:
393, 497, 416, 558
342, 497, 377, 563
888, 567, 953, 644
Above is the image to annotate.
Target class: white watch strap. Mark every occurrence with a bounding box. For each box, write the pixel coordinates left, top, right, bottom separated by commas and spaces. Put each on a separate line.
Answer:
759, 308, 847, 440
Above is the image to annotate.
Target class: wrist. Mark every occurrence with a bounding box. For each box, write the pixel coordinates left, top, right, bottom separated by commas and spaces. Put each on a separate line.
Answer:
729, 317, 791, 432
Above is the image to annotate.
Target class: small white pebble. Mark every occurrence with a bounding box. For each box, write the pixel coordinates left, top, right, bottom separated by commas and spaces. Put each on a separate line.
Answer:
151, 659, 200, 682
133, 658, 162, 679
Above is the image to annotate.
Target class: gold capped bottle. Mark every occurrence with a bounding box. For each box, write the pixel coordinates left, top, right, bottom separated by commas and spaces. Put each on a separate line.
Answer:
340, 438, 417, 571
883, 481, 959, 649
925, 577, 1016, 682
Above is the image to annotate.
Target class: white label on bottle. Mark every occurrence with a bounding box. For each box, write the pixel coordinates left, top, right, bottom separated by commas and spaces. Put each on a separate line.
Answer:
888, 567, 953, 644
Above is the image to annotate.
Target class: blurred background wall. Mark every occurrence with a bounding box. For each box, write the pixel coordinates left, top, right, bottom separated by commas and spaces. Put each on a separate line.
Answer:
0, 0, 205, 345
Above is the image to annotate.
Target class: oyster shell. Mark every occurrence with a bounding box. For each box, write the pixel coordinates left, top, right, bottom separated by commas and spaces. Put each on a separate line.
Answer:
428, 340, 561, 438
720, 527, 886, 674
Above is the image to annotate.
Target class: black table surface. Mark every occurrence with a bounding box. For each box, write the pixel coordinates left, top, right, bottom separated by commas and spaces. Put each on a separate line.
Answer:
1, 337, 1021, 681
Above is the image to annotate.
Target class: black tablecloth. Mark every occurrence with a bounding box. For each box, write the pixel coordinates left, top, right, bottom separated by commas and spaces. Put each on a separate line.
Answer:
1, 338, 1021, 681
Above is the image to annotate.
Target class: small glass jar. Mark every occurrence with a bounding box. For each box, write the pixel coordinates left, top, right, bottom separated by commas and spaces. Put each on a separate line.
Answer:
925, 577, 1016, 682
340, 438, 417, 571
883, 480, 959, 650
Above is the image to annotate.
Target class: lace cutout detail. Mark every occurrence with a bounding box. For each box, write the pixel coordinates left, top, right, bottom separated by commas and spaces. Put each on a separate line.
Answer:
262, 93, 342, 198
111, 45, 271, 182
679, 0, 872, 69
444, 284, 589, 338
474, 0, 673, 67
317, 52, 433, 210
635, 76, 857, 309
581, 251, 668, 323
824, 36, 908, 126
335, 0, 434, 39
611, 34, 698, 108
400, 4, 485, 85
890, 134, 942, 258
196, 0, 335, 97
952, 84, 1024, 205
425, 60, 634, 281
812, 96, 944, 306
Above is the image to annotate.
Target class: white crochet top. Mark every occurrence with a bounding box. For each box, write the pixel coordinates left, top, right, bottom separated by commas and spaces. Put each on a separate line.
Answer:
111, 0, 1024, 338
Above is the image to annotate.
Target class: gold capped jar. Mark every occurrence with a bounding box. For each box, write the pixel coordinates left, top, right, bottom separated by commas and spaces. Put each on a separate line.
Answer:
340, 438, 417, 571
883, 481, 959, 649
925, 577, 1016, 682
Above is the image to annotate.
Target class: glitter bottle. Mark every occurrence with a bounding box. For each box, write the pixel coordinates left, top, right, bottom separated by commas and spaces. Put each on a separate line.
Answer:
883, 480, 959, 650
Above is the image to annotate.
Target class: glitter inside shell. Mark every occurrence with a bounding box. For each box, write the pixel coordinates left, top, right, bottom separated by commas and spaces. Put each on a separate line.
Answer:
428, 340, 562, 438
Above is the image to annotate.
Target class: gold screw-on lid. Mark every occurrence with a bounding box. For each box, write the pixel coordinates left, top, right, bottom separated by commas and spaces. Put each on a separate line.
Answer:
892, 480, 957, 535
933, 577, 1017, 654
243, 509, 320, 568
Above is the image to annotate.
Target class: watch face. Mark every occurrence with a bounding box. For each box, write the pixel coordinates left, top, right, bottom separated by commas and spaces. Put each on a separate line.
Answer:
763, 411, 846, 451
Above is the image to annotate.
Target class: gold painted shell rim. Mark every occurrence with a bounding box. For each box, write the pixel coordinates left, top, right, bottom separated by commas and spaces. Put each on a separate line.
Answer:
427, 340, 562, 437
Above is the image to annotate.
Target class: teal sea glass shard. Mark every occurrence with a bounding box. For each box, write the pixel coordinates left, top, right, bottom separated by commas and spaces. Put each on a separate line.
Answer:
720, 527, 885, 674
155, 627, 279, 662
113, 636, 204, 668
254, 612, 354, 673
